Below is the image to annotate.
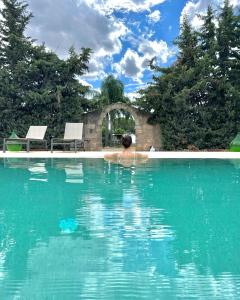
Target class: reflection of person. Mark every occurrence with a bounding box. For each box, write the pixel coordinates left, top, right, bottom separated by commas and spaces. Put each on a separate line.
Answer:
104, 135, 148, 167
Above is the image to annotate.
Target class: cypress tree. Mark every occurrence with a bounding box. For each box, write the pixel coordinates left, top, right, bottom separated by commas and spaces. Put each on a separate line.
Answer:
175, 15, 198, 68
0, 0, 92, 140
213, 0, 240, 146
217, 0, 237, 78
199, 5, 217, 67
137, 3, 240, 150
0, 0, 32, 70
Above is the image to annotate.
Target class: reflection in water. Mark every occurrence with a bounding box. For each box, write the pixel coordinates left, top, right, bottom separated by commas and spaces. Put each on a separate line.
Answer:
0, 159, 240, 299
104, 154, 149, 168
3, 158, 48, 182
29, 163, 48, 182
3, 157, 31, 169
53, 159, 84, 184
64, 163, 83, 184
230, 159, 240, 170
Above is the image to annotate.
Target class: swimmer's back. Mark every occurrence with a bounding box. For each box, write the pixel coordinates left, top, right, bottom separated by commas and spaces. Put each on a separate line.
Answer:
104, 151, 148, 166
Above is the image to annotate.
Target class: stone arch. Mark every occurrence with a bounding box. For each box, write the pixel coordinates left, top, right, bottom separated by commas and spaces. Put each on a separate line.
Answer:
97, 102, 140, 129
97, 103, 140, 148
83, 102, 162, 151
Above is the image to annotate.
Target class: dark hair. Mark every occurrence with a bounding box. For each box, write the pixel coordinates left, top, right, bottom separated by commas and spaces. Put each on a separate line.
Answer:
122, 135, 132, 149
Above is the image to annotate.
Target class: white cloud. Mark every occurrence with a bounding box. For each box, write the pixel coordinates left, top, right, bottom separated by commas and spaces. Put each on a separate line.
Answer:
181, 0, 240, 29
26, 0, 127, 58
21, 0, 129, 81
0, 0, 3, 20
181, 0, 214, 29
0, 0, 172, 89
115, 39, 174, 82
231, 0, 240, 6
138, 39, 173, 64
85, 0, 166, 13
148, 10, 161, 23
115, 49, 144, 82
82, 56, 107, 80
126, 91, 141, 101
78, 78, 93, 88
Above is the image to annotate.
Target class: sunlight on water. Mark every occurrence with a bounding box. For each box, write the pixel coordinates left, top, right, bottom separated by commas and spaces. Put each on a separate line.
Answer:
0, 158, 240, 299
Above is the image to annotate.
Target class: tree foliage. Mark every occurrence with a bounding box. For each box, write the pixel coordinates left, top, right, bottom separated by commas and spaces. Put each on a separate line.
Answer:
137, 1, 240, 150
92, 75, 131, 147
0, 0, 91, 140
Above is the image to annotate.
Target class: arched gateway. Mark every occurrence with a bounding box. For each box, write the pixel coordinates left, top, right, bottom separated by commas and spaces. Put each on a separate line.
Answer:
83, 102, 162, 151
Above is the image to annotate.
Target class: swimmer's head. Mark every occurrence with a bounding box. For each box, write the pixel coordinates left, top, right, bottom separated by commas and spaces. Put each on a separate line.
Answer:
122, 135, 132, 149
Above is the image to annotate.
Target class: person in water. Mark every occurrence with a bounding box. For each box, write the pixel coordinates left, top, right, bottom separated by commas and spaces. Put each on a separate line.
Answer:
104, 135, 148, 167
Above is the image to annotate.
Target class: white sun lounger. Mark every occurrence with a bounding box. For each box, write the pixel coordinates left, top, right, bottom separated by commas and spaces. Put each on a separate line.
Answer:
51, 123, 84, 152
3, 126, 48, 152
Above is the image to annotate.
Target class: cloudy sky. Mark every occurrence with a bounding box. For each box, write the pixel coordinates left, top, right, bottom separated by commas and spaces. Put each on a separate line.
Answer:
2, 0, 240, 95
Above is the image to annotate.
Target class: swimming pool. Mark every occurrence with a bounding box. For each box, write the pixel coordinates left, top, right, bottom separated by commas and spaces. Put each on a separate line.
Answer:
0, 158, 240, 299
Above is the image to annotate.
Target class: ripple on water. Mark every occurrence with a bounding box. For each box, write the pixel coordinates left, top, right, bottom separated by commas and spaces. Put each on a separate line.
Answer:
0, 158, 240, 299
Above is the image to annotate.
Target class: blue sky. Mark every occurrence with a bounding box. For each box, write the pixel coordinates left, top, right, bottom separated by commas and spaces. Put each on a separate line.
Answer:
110, 0, 187, 94
1, 0, 239, 97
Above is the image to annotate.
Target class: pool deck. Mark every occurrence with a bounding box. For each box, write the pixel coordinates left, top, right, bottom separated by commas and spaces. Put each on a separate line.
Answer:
1, 151, 240, 159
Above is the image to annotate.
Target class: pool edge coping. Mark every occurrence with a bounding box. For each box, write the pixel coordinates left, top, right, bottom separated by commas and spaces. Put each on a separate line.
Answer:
1, 151, 240, 159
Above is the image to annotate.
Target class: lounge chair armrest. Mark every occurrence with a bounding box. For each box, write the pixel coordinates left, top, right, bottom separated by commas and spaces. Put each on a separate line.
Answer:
27, 138, 46, 141
52, 138, 83, 142
51, 138, 65, 142
4, 138, 27, 142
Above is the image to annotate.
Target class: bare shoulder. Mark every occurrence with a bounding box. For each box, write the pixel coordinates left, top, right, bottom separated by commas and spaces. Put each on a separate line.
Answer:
136, 153, 148, 159
104, 152, 119, 161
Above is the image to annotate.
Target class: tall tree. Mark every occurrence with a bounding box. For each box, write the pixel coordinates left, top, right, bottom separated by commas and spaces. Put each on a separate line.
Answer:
200, 6, 216, 53
0, 0, 32, 134
0, 0, 91, 140
98, 75, 130, 146
101, 75, 127, 105
217, 0, 238, 78
175, 15, 198, 68
199, 5, 217, 66
0, 0, 32, 70
137, 5, 240, 150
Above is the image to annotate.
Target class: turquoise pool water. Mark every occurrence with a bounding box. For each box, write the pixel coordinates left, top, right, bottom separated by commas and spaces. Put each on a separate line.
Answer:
0, 158, 240, 299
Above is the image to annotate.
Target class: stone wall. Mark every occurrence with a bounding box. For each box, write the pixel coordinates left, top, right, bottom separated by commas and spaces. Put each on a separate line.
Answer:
83, 102, 162, 151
